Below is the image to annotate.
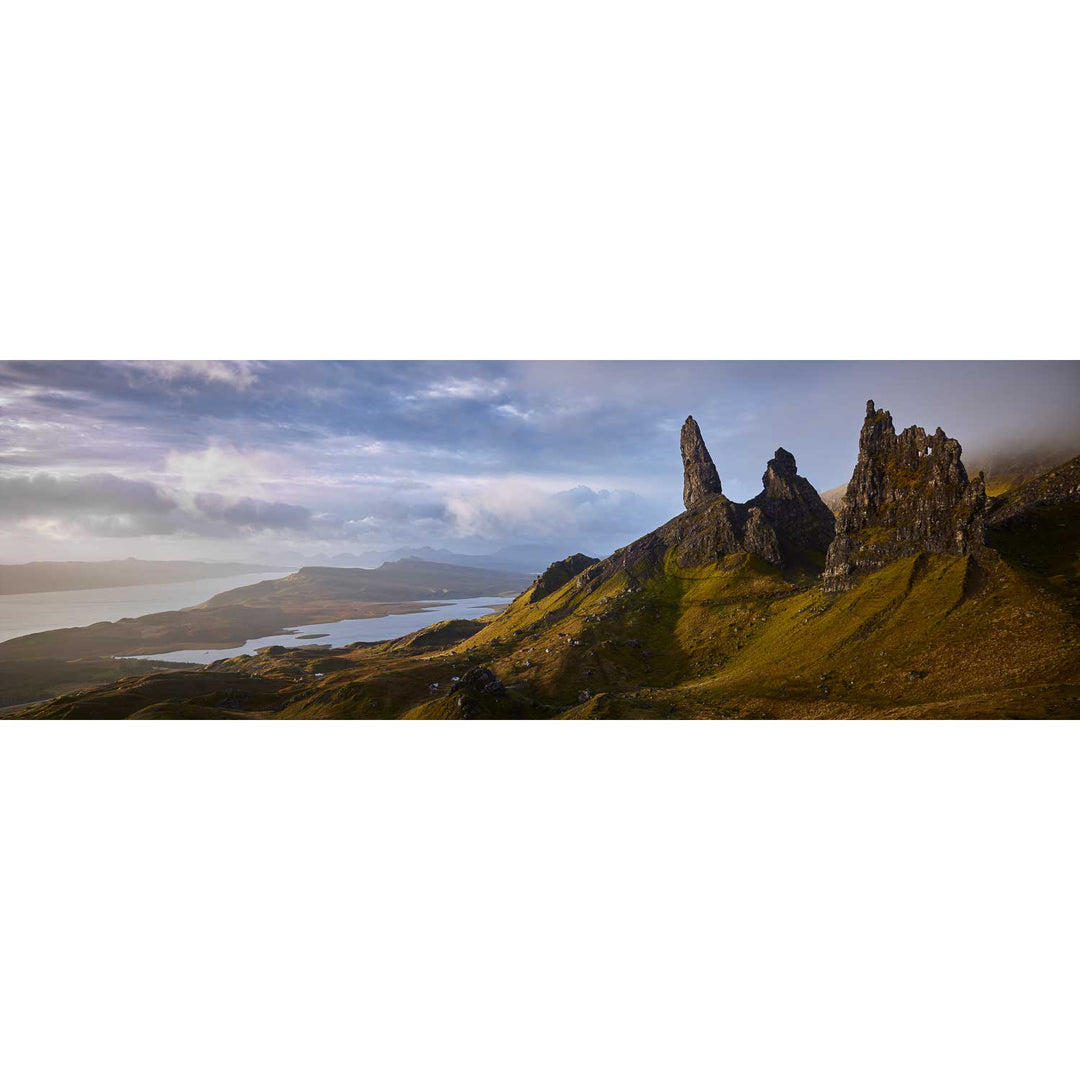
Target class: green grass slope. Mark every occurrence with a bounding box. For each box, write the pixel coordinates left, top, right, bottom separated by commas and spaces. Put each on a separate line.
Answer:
437, 542, 1078, 717
13, 668, 299, 719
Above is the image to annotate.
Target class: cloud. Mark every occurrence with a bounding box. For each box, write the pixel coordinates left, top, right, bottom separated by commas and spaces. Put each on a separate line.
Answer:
193, 493, 314, 530
0, 471, 330, 541
165, 442, 287, 493
493, 403, 535, 421
442, 482, 652, 542
0, 472, 187, 541
406, 376, 509, 402
119, 360, 264, 390
0, 473, 178, 520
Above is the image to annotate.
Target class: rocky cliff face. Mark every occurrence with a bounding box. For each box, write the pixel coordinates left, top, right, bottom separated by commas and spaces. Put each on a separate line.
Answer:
558, 418, 834, 597
528, 553, 601, 604
749, 447, 836, 563
665, 422, 834, 572
681, 416, 723, 509
822, 400, 987, 592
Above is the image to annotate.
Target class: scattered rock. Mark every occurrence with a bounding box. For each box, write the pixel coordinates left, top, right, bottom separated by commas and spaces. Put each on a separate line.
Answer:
451, 666, 504, 695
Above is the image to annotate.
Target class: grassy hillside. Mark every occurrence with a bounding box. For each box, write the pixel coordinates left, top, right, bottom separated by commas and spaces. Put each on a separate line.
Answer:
970, 444, 1080, 498
433, 542, 1077, 719
14, 667, 301, 719
0, 657, 199, 712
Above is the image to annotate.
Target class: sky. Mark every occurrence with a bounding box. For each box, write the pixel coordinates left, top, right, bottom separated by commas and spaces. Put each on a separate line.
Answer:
0, 360, 1077, 565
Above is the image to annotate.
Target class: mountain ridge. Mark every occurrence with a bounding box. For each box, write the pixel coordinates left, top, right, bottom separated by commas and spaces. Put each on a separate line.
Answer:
325, 544, 596, 573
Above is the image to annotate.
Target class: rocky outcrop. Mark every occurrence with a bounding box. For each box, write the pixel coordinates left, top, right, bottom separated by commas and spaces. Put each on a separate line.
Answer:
570, 419, 833, 592
822, 400, 987, 592
675, 421, 833, 570
441, 665, 510, 719
681, 416, 723, 509
743, 506, 782, 566
528, 553, 601, 604
452, 666, 505, 696
749, 447, 836, 562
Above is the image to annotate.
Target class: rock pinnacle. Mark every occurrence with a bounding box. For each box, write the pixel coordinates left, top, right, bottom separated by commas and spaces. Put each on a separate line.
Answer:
680, 416, 723, 510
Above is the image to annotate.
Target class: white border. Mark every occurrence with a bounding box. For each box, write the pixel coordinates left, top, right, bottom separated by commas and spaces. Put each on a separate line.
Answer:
2, 720, 1079, 1078
1, 1, 1077, 360
2, 2, 1078, 1076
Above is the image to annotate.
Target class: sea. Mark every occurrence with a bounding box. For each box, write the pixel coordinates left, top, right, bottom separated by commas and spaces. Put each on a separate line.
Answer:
123, 595, 510, 664
0, 571, 294, 644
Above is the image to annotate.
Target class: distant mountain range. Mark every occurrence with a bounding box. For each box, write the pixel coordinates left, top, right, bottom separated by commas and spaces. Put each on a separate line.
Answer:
201, 559, 533, 608
324, 544, 596, 573
0, 558, 292, 596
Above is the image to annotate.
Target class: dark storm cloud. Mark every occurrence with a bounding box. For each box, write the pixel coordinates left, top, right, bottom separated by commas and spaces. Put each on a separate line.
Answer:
0, 472, 196, 539
0, 472, 178, 520
0, 471, 335, 540
194, 493, 315, 530
0, 465, 455, 545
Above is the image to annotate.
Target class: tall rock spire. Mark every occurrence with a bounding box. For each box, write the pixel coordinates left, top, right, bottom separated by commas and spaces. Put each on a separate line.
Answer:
680, 416, 723, 510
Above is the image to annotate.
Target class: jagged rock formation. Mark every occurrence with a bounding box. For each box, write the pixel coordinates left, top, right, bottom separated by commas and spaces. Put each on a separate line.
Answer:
528, 553, 601, 604
554, 420, 834, 595
681, 416, 723, 509
749, 447, 836, 563
662, 421, 833, 572
822, 400, 987, 592
742, 506, 782, 566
